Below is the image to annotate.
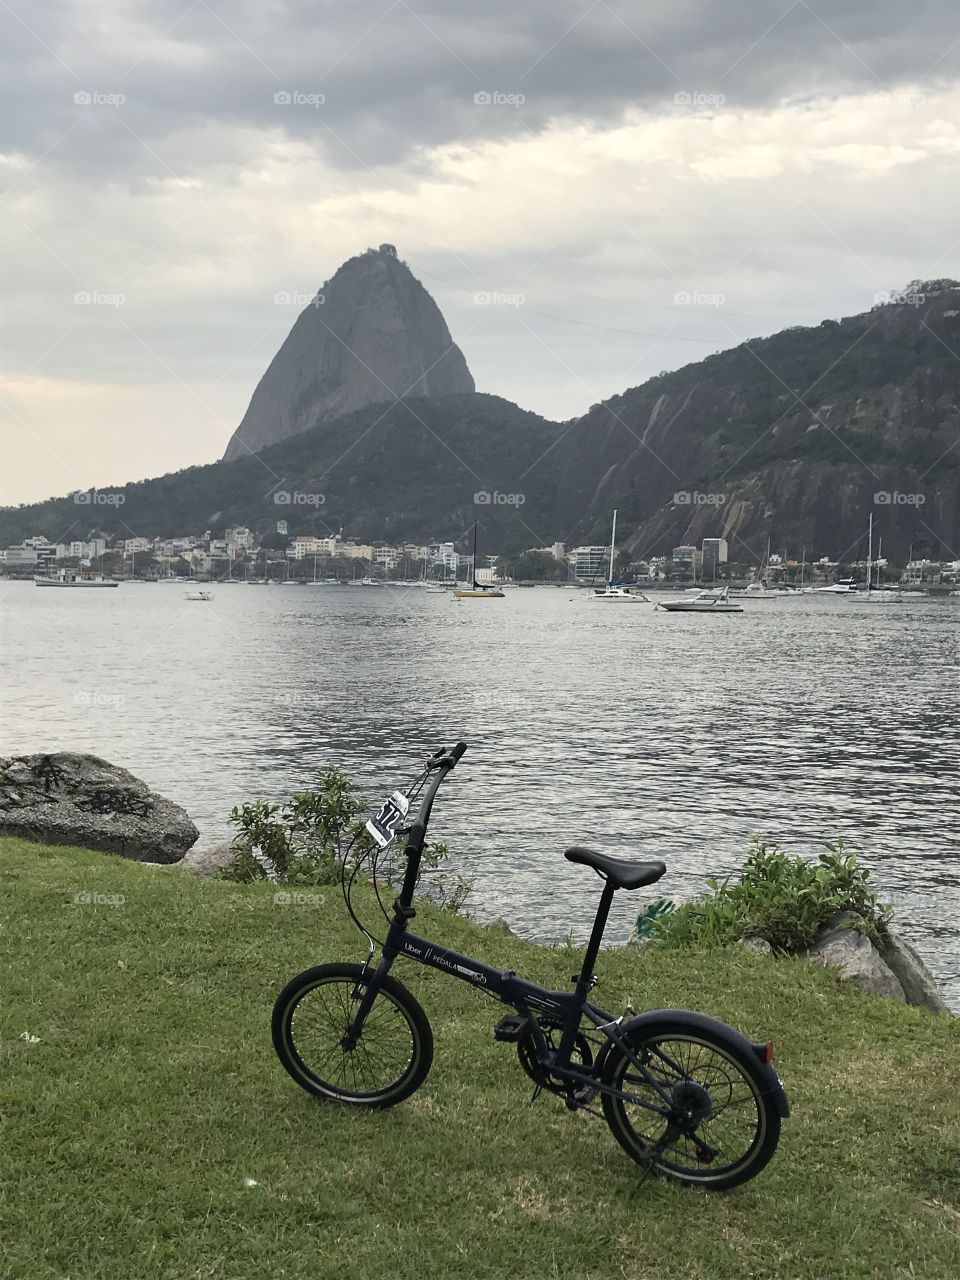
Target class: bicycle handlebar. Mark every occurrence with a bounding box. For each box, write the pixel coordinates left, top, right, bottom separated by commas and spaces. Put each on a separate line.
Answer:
427, 741, 467, 770
395, 742, 467, 909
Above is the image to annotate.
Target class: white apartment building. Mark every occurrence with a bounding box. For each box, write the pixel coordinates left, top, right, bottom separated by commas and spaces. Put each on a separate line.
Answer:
573, 545, 608, 581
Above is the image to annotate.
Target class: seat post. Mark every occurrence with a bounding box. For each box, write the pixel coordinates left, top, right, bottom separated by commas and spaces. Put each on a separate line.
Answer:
557, 878, 616, 1064
577, 878, 616, 986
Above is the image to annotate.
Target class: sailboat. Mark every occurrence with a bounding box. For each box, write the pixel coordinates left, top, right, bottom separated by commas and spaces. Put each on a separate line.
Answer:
730, 539, 796, 597
453, 523, 504, 598
591, 510, 650, 602
864, 523, 905, 601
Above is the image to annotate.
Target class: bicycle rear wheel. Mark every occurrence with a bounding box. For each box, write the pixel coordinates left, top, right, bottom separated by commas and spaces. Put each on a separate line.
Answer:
601, 1017, 781, 1189
272, 962, 433, 1108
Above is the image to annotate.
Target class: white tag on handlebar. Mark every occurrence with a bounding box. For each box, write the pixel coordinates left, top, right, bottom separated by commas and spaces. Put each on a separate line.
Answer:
365, 791, 410, 848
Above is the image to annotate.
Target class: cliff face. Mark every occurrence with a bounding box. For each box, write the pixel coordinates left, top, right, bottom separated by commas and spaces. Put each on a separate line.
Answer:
546, 285, 960, 561
222, 245, 475, 461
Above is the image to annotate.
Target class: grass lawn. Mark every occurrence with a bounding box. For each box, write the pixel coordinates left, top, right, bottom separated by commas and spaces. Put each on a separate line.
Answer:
1, 836, 959, 1280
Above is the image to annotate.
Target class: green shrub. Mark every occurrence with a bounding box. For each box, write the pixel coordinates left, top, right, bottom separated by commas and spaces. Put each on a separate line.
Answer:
223, 766, 368, 885
640, 837, 891, 952
222, 766, 472, 911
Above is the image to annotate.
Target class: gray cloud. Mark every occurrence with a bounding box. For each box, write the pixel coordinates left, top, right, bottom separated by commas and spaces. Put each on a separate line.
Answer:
3, 0, 960, 179
4, 0, 960, 502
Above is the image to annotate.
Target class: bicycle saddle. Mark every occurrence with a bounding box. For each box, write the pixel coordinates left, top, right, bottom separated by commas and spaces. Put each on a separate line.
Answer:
564, 846, 666, 891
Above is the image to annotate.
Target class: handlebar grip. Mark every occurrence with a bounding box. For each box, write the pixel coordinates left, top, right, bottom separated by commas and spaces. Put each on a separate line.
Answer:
449, 741, 467, 763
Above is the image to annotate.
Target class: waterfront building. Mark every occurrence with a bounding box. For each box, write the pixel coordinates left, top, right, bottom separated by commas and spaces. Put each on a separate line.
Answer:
574, 545, 608, 581
701, 538, 728, 580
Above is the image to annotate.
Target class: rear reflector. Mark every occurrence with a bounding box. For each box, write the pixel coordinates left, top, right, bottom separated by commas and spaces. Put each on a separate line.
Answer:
752, 1039, 774, 1064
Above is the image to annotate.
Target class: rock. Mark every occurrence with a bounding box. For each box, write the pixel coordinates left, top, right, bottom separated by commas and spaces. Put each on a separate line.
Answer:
739, 935, 773, 956
487, 917, 521, 940
177, 842, 237, 877
809, 912, 905, 1002
0, 753, 198, 864
879, 932, 952, 1015
222, 245, 475, 460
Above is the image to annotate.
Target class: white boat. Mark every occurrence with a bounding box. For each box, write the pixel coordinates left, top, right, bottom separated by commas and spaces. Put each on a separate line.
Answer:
426, 584, 451, 593
590, 510, 650, 602
592, 584, 650, 601
730, 540, 798, 597
185, 590, 214, 601
813, 581, 858, 595
730, 581, 797, 599
359, 577, 381, 587
657, 586, 743, 613
35, 571, 118, 588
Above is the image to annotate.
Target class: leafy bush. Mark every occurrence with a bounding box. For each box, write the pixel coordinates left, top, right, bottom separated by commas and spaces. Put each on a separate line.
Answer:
223, 766, 472, 912
640, 838, 891, 953
223, 766, 368, 885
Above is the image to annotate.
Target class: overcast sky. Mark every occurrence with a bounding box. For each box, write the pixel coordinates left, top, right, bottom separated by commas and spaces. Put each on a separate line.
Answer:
3, 0, 960, 504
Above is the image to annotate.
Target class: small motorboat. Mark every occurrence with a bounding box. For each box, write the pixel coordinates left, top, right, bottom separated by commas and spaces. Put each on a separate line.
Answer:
591, 584, 651, 602
730, 581, 797, 599
657, 586, 743, 613
185, 590, 214, 601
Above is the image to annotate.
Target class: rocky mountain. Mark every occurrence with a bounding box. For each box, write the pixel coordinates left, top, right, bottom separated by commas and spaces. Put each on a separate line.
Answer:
1, 395, 560, 551
222, 244, 475, 461
547, 282, 960, 562
5, 272, 960, 566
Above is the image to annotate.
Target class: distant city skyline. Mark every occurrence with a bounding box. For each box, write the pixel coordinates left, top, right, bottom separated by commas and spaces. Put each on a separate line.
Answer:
4, 2, 960, 503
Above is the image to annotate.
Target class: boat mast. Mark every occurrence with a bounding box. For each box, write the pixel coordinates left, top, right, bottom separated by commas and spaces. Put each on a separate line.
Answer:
866, 513, 873, 594
472, 521, 479, 589
609, 509, 617, 586
875, 537, 882, 588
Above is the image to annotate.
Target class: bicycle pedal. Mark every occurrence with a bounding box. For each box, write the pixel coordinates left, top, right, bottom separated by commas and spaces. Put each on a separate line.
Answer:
493, 1014, 528, 1043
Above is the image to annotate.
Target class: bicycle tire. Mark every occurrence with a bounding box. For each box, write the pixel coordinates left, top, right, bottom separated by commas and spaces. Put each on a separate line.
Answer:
601, 1016, 782, 1189
272, 962, 433, 1108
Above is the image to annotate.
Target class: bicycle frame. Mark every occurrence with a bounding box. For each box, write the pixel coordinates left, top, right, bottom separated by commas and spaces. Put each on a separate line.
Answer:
343, 746, 679, 1116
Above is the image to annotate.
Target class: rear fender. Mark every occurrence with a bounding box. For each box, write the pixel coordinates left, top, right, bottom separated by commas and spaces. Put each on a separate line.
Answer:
595, 1007, 790, 1118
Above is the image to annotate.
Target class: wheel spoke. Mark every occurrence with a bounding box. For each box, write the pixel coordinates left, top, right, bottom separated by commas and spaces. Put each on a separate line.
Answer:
607, 1034, 767, 1182
287, 976, 418, 1099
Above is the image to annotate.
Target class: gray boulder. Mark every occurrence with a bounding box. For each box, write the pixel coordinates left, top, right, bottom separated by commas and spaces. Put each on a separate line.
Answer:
739, 935, 773, 956
879, 932, 952, 1015
0, 753, 198, 863
177, 841, 237, 877
809, 912, 905, 1002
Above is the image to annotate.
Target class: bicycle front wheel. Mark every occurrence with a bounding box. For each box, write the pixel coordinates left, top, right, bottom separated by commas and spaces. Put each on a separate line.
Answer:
601, 1017, 782, 1190
272, 963, 433, 1108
